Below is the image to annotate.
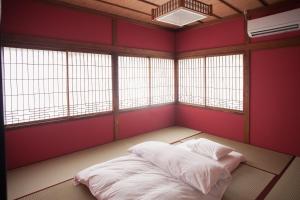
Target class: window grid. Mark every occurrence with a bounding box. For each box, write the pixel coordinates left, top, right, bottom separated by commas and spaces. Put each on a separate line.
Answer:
118, 56, 149, 110
150, 58, 175, 105
2, 47, 68, 125
68, 52, 112, 116
178, 58, 205, 105
206, 54, 243, 111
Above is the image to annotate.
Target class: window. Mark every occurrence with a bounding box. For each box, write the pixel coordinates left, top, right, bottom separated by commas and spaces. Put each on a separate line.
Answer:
179, 54, 243, 111
68, 52, 112, 116
1, 47, 113, 125
2, 47, 68, 125
118, 56, 149, 109
206, 54, 243, 111
150, 58, 174, 105
179, 58, 205, 105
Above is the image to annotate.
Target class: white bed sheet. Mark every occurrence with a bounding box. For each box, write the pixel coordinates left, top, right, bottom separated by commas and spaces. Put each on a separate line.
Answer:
75, 153, 231, 200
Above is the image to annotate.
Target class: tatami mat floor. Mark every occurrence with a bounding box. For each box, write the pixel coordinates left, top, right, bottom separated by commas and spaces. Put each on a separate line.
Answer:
265, 157, 300, 200
7, 126, 297, 200
7, 126, 199, 200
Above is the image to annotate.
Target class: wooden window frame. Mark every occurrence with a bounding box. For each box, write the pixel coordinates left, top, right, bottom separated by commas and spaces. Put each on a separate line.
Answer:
117, 55, 176, 112
178, 51, 245, 114
2, 46, 114, 129
1, 35, 175, 129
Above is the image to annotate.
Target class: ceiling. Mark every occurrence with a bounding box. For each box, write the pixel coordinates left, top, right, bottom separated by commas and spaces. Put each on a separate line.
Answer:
55, 0, 287, 29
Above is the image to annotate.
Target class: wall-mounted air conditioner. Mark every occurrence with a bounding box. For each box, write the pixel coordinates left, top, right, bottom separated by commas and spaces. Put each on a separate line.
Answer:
247, 8, 300, 38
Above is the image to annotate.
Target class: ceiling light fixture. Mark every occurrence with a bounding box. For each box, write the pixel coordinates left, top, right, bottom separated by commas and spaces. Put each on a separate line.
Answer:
152, 0, 212, 27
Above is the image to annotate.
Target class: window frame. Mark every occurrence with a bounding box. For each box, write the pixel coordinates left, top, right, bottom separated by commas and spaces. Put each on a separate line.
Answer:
117, 55, 175, 112
178, 52, 245, 114
1, 46, 114, 128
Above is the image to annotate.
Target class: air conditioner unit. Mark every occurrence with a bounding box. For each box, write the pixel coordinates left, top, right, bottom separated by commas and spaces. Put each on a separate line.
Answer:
247, 8, 300, 38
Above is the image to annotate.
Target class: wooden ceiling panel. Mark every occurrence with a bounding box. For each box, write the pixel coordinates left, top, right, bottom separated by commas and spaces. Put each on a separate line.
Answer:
101, 0, 154, 14
224, 0, 262, 12
52, 0, 295, 30
201, 0, 237, 17
265, 0, 286, 4
151, 0, 172, 5
58, 0, 177, 28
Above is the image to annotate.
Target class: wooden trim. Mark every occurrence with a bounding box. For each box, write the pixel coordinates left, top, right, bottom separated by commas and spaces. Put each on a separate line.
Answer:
243, 50, 250, 144
243, 13, 250, 144
177, 36, 300, 58
112, 53, 119, 140
42, 0, 174, 31
119, 102, 175, 113
95, 0, 151, 16
177, 102, 244, 115
1, 34, 175, 58
204, 56, 207, 106
148, 57, 152, 105
258, 0, 268, 7
5, 111, 114, 130
174, 59, 179, 103
177, 45, 245, 58
66, 52, 70, 117
138, 0, 159, 7
0, 46, 7, 200
212, 13, 222, 19
218, 0, 243, 14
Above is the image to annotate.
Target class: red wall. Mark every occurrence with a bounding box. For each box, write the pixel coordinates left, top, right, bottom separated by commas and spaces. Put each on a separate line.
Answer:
119, 105, 175, 139
176, 16, 245, 52
116, 20, 175, 52
250, 46, 300, 156
175, 16, 246, 142
1, 0, 112, 44
2, 0, 176, 169
176, 105, 244, 142
1, 0, 175, 52
5, 115, 114, 169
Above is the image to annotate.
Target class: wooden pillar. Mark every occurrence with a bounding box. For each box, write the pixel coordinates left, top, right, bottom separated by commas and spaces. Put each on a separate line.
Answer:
0, 47, 8, 199
111, 18, 119, 141
243, 11, 250, 144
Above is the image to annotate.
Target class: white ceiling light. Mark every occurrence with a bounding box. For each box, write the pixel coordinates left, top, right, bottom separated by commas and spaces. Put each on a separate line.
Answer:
152, 0, 212, 27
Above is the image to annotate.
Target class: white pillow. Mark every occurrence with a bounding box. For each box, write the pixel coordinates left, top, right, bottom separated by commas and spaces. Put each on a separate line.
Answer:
185, 138, 234, 160
129, 141, 231, 195
218, 151, 246, 172
177, 142, 245, 172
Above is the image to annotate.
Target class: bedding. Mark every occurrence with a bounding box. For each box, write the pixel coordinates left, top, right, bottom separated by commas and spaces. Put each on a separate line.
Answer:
176, 142, 246, 172
184, 138, 234, 160
75, 141, 232, 200
129, 141, 231, 194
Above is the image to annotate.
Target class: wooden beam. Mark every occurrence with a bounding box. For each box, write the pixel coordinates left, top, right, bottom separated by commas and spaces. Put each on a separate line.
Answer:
177, 36, 300, 58
95, 0, 151, 16
258, 0, 268, 7
212, 13, 222, 19
219, 0, 243, 14
248, 0, 300, 18
138, 0, 160, 7
1, 34, 174, 58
